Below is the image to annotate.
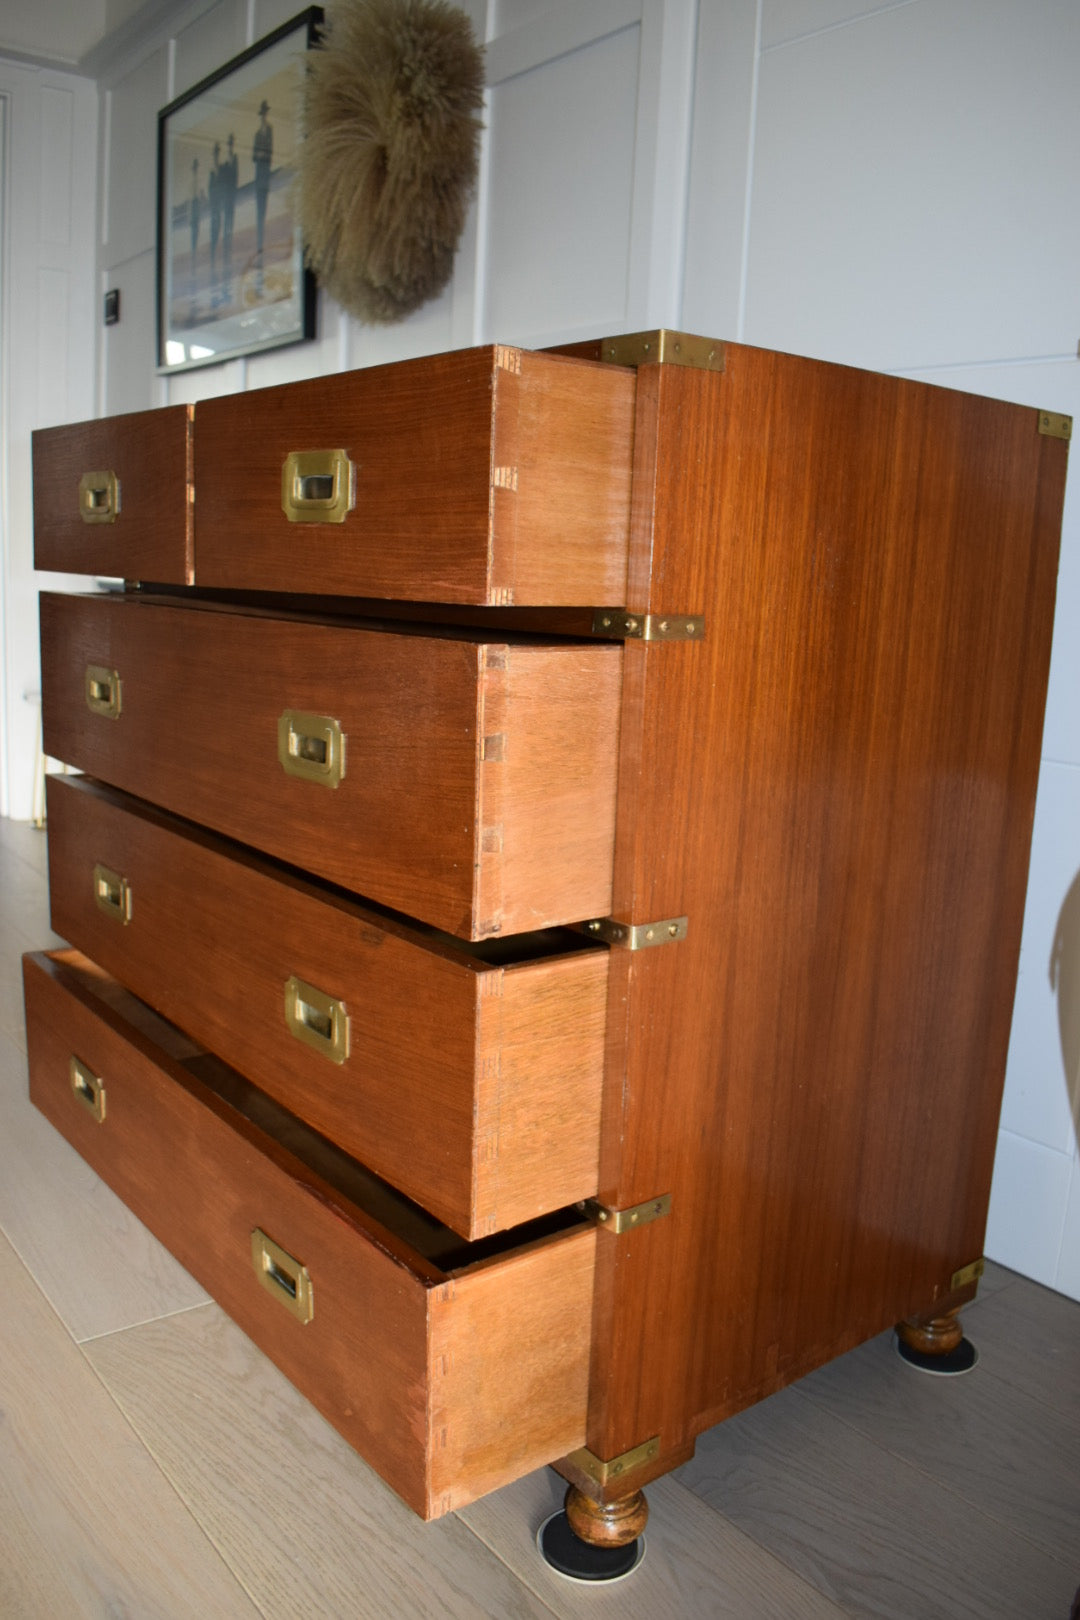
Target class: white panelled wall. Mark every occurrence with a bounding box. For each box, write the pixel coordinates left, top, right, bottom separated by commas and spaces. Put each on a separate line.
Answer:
0, 0, 1076, 1294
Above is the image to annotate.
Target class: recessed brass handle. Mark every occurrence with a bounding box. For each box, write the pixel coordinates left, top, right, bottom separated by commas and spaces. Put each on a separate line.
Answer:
277, 710, 346, 787
78, 470, 120, 524
70, 1056, 106, 1122
93, 862, 132, 924
281, 449, 355, 523
251, 1228, 314, 1322
86, 664, 122, 719
284, 975, 350, 1064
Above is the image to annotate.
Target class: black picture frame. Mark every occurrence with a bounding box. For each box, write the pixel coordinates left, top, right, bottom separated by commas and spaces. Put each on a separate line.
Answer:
156, 8, 322, 373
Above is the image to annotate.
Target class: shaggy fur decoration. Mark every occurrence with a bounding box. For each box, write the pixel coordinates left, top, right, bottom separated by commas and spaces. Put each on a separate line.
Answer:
299, 0, 484, 323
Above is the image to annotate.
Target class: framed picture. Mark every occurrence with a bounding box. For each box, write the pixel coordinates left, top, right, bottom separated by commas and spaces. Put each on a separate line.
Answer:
156, 8, 323, 373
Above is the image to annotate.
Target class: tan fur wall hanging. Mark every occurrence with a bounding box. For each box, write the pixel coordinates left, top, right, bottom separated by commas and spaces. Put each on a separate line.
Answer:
299, 0, 484, 323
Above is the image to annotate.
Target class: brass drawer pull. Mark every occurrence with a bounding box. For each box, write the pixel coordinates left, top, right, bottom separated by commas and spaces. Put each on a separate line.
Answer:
78, 470, 120, 524
278, 710, 346, 787
93, 862, 132, 924
251, 1228, 314, 1322
281, 449, 354, 523
284, 975, 350, 1064
70, 1055, 106, 1122
85, 664, 122, 719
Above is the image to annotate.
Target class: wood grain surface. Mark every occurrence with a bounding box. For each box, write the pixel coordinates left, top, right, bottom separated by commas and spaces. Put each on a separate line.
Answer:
0, 1230, 261, 1619
85, 1304, 572, 1620
45, 773, 607, 1239
39, 593, 621, 939
574, 344, 1066, 1475
32, 406, 193, 583
193, 346, 634, 605
678, 1373, 1078, 1620
24, 949, 597, 1518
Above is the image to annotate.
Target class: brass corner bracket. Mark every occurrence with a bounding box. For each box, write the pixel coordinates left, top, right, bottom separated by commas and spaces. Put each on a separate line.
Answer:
578, 1194, 672, 1234
583, 915, 688, 950
600, 330, 725, 372
1037, 410, 1071, 441
949, 1258, 985, 1293
591, 609, 705, 642
564, 1436, 661, 1488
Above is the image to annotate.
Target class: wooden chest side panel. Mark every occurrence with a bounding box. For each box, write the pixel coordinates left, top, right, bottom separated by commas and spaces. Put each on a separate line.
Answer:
23, 950, 433, 1515
45, 774, 607, 1238
33, 407, 193, 583
40, 596, 619, 940
193, 347, 633, 606
428, 1229, 596, 1514
587, 349, 1066, 1461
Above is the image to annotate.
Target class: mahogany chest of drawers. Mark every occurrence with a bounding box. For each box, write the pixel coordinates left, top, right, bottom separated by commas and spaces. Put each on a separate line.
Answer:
24, 333, 1068, 1552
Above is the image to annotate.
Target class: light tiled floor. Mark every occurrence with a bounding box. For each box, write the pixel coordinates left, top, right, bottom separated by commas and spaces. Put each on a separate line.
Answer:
2, 813, 1078, 1619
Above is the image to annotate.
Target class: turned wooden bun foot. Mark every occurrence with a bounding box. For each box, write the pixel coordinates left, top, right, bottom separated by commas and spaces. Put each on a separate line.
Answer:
896, 1310, 978, 1375
536, 1486, 648, 1582
564, 1484, 648, 1547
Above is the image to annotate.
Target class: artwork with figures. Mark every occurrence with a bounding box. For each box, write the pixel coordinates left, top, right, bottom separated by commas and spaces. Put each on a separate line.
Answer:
156, 9, 320, 372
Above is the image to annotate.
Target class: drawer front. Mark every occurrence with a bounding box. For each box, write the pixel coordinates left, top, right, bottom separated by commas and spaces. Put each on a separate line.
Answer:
23, 950, 596, 1518
193, 346, 634, 605
46, 774, 607, 1240
40, 592, 620, 939
32, 407, 193, 583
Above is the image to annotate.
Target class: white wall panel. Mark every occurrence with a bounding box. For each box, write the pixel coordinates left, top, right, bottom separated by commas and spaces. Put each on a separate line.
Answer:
681, 0, 758, 339
481, 23, 640, 344
253, 0, 314, 43
0, 61, 96, 820
173, 0, 244, 99
493, 0, 559, 33
104, 47, 168, 265
39, 87, 73, 247
998, 762, 1080, 1158
101, 249, 159, 415
984, 1128, 1074, 1290
743, 0, 1080, 372
762, 0, 916, 50
35, 268, 69, 420
1057, 1151, 1080, 1297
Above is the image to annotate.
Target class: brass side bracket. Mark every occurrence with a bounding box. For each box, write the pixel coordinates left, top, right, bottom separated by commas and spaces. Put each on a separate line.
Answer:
949, 1258, 985, 1292
578, 1194, 672, 1234
600, 330, 724, 372
1037, 410, 1071, 440
564, 1436, 661, 1488
591, 609, 705, 642
583, 915, 688, 949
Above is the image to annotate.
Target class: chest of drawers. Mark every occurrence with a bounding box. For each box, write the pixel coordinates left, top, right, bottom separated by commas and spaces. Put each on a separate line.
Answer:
24, 333, 1068, 1562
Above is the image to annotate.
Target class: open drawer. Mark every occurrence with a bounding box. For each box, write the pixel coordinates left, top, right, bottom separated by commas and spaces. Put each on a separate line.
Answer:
45, 774, 607, 1240
23, 949, 597, 1519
